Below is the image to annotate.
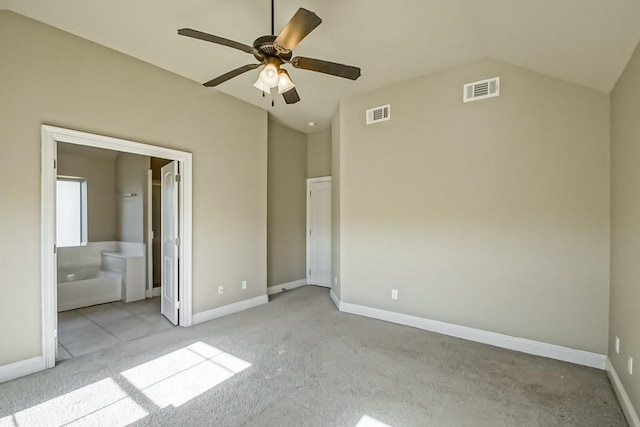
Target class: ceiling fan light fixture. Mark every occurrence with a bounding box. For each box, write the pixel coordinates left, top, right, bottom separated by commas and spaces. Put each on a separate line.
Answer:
277, 69, 295, 94
258, 63, 280, 88
253, 77, 270, 92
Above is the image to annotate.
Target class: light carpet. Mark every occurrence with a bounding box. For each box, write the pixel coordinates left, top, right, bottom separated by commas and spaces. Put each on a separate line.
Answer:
0, 286, 627, 426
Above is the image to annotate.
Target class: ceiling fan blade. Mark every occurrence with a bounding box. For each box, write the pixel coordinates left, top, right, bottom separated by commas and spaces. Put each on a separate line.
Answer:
282, 87, 301, 104
178, 28, 261, 58
203, 64, 261, 87
274, 8, 322, 53
291, 57, 361, 80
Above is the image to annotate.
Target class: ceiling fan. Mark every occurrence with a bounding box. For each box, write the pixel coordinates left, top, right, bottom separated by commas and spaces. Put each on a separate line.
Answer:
177, 1, 362, 104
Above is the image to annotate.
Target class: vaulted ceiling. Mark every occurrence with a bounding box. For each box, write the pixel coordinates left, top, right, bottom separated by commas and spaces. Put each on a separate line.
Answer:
3, 0, 640, 132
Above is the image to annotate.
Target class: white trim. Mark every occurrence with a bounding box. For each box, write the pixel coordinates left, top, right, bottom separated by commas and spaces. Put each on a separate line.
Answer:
307, 176, 332, 184
42, 125, 194, 373
267, 279, 307, 295
146, 170, 153, 295
146, 287, 162, 298
607, 358, 640, 427
192, 295, 268, 325
41, 128, 57, 370
0, 357, 46, 384
337, 301, 606, 369
329, 289, 340, 309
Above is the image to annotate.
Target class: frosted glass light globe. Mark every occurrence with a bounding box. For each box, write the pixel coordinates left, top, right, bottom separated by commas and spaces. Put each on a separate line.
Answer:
259, 64, 279, 88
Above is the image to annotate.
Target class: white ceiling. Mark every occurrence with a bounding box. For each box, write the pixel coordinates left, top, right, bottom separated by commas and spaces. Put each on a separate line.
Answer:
3, 0, 640, 133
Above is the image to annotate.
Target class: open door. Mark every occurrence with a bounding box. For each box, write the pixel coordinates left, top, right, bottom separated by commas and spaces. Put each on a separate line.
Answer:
161, 161, 179, 325
307, 177, 332, 287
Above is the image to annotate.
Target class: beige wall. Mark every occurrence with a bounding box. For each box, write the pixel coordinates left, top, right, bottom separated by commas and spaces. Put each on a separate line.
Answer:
57, 144, 117, 241
0, 11, 267, 366
115, 153, 149, 243
331, 109, 342, 299
307, 128, 331, 178
337, 58, 610, 354
610, 40, 640, 412
267, 117, 307, 287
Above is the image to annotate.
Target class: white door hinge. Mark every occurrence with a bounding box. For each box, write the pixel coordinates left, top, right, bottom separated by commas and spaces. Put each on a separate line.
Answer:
53, 244, 57, 254
175, 301, 181, 310
53, 159, 57, 169
54, 328, 58, 338
175, 174, 181, 183
175, 237, 180, 246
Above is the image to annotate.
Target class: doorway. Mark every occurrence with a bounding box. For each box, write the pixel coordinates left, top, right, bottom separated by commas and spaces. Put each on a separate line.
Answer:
306, 177, 332, 288
41, 125, 193, 369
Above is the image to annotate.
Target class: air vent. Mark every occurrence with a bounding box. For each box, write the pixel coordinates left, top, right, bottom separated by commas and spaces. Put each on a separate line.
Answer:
463, 77, 500, 103
366, 104, 391, 125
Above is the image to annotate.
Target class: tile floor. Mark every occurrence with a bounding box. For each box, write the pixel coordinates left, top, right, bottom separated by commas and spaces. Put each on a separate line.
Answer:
57, 297, 174, 361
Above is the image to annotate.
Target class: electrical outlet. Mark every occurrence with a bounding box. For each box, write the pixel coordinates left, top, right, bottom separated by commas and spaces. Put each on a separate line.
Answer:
391, 289, 398, 300
218, 285, 224, 295
629, 355, 634, 375
615, 336, 620, 354
242, 280, 247, 290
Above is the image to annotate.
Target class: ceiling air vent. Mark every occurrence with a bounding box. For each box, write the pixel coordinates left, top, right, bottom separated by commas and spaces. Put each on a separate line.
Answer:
463, 77, 500, 103
366, 104, 390, 125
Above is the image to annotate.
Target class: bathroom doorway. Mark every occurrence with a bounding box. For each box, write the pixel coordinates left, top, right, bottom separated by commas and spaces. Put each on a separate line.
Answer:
42, 125, 193, 368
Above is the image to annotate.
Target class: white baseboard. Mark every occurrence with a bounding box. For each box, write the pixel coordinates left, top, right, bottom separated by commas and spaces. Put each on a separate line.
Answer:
145, 287, 161, 298
192, 295, 268, 325
337, 300, 606, 370
329, 289, 340, 310
0, 356, 46, 384
607, 358, 640, 427
267, 279, 307, 296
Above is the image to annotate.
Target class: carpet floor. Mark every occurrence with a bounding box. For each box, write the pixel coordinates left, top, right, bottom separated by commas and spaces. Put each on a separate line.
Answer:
0, 286, 627, 426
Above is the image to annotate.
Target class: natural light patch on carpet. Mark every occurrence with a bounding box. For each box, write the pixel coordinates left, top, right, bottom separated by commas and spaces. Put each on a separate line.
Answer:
0, 378, 147, 427
356, 415, 392, 427
121, 341, 251, 408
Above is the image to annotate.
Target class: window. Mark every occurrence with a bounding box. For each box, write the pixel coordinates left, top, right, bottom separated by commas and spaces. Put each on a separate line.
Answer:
56, 177, 88, 247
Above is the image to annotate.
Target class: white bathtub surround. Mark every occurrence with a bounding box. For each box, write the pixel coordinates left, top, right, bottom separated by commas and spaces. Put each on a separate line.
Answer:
57, 241, 147, 310
101, 250, 145, 303
57, 269, 121, 311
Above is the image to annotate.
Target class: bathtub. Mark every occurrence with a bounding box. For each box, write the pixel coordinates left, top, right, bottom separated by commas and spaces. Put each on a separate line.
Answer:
57, 268, 122, 312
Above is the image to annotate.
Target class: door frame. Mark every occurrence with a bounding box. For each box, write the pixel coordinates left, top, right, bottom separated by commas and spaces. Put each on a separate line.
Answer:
41, 125, 193, 369
306, 176, 332, 287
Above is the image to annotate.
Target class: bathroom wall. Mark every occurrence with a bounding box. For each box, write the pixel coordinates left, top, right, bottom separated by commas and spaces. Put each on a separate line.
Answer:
57, 143, 117, 242
115, 153, 150, 244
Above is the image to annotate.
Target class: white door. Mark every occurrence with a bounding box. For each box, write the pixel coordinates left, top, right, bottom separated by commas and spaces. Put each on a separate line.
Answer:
307, 178, 332, 287
161, 161, 179, 325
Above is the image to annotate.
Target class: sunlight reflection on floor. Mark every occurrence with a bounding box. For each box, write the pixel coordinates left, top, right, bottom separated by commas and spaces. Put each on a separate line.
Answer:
0, 342, 251, 426
121, 341, 251, 408
0, 378, 147, 427
355, 415, 392, 427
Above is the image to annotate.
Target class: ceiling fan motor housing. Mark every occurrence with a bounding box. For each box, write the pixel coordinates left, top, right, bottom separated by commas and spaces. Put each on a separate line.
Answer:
253, 35, 292, 62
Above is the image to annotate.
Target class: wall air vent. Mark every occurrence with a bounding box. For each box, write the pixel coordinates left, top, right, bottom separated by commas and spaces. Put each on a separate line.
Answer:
366, 104, 391, 125
463, 77, 500, 103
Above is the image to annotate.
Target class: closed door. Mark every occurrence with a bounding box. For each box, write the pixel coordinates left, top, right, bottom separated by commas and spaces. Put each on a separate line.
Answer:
307, 179, 332, 287
161, 161, 179, 325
